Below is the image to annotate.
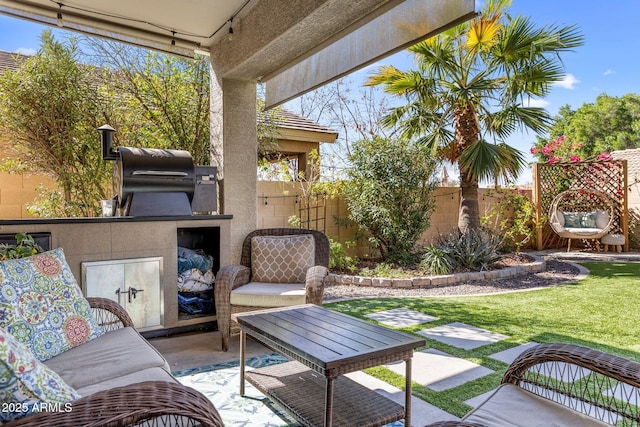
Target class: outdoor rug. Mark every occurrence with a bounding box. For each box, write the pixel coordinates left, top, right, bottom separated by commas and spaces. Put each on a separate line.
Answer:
173, 353, 404, 427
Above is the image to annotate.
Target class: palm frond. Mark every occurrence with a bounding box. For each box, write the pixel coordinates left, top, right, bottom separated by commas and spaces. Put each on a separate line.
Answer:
364, 65, 404, 87
487, 104, 552, 138
467, 14, 502, 52
495, 15, 583, 65
415, 128, 456, 158
458, 139, 526, 183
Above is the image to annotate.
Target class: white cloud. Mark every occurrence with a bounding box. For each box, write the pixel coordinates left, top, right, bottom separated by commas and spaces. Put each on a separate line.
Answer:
603, 69, 616, 76
523, 97, 550, 108
15, 47, 36, 56
553, 74, 580, 89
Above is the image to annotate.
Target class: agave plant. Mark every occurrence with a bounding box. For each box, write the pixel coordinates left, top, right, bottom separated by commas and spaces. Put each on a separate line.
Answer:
429, 229, 503, 273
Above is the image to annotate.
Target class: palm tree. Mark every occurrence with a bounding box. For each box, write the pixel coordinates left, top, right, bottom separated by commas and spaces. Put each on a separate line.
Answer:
366, 0, 583, 232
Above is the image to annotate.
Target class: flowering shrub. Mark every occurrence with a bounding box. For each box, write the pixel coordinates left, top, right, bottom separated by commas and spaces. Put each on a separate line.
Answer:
531, 135, 612, 164
481, 188, 539, 253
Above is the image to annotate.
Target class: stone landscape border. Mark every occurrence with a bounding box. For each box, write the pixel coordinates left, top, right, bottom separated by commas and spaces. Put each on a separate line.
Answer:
326, 255, 546, 289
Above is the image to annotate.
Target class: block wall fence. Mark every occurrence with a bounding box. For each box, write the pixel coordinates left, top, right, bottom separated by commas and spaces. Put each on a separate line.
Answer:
257, 181, 524, 256
2, 172, 524, 256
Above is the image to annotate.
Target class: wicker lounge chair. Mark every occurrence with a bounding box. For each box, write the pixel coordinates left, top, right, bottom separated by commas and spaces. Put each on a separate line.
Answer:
5, 298, 223, 427
214, 228, 329, 351
425, 342, 640, 426
548, 189, 614, 251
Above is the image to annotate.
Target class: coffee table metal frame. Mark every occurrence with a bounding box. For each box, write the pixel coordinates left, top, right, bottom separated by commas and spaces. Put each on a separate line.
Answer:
233, 304, 425, 427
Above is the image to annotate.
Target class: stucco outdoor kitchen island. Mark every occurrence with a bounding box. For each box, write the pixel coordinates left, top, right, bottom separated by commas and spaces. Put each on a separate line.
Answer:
233, 304, 425, 427
0, 215, 232, 333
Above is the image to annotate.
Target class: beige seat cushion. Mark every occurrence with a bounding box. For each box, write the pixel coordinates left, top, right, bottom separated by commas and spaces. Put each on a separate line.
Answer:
44, 327, 169, 390
251, 234, 315, 283
463, 384, 611, 427
75, 367, 177, 396
230, 282, 306, 307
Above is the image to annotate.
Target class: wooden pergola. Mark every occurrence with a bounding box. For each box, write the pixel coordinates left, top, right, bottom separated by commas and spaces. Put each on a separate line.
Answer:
533, 160, 629, 250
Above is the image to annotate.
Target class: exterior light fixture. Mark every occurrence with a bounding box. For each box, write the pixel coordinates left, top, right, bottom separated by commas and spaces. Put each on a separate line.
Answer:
56, 4, 63, 27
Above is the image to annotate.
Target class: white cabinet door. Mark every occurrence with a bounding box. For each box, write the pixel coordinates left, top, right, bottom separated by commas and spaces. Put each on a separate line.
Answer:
82, 257, 163, 330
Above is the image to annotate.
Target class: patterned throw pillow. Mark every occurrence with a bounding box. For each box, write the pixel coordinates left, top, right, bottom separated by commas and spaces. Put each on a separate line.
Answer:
0, 327, 80, 421
581, 212, 598, 228
0, 248, 104, 361
251, 235, 316, 283
563, 212, 583, 228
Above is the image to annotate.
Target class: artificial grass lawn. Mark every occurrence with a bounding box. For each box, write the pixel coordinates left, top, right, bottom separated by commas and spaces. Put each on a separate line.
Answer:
325, 261, 640, 417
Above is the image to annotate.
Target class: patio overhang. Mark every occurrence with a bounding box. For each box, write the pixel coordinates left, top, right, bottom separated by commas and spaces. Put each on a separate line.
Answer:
0, 0, 475, 107
0, 0, 476, 260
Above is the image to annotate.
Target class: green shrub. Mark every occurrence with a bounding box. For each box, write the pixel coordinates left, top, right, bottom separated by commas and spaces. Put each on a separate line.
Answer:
481, 188, 538, 253
329, 239, 358, 272
342, 137, 439, 265
359, 263, 414, 279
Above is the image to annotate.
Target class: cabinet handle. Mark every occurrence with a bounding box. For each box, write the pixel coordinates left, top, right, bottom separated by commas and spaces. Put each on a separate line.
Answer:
129, 287, 144, 303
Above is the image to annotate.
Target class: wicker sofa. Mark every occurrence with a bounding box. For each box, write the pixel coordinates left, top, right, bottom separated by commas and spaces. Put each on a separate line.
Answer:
4, 297, 222, 427
426, 342, 640, 427
0, 247, 222, 426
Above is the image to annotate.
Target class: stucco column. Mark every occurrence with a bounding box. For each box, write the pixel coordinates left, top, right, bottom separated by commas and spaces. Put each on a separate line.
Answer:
210, 64, 257, 263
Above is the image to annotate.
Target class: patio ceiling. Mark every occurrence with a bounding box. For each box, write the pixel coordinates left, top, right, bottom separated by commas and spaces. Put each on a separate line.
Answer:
0, 0, 475, 107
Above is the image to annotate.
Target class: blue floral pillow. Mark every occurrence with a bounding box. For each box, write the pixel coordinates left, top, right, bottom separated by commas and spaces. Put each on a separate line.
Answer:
0, 248, 104, 361
0, 327, 80, 421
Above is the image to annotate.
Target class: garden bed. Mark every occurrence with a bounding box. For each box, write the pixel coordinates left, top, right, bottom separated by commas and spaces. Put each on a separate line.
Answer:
328, 255, 546, 288
324, 258, 581, 301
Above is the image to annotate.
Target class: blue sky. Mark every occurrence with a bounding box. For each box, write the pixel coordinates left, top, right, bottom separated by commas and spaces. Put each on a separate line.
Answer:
0, 1, 638, 184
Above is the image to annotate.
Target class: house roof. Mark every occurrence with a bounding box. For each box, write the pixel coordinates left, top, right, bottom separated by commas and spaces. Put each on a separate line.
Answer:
0, 50, 27, 72
275, 109, 338, 142
612, 148, 640, 182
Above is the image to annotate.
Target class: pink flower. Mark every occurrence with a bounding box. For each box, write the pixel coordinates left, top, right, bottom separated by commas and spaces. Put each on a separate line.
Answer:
597, 152, 612, 161
548, 156, 559, 163
570, 155, 581, 162
543, 146, 552, 156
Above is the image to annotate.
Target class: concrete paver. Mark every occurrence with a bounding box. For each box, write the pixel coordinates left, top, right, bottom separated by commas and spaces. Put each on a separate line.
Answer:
346, 370, 460, 426
489, 342, 539, 364
365, 308, 439, 327
385, 348, 494, 391
418, 322, 509, 350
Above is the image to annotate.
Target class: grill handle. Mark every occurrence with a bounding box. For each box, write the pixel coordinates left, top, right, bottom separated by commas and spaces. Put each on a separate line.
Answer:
131, 170, 189, 177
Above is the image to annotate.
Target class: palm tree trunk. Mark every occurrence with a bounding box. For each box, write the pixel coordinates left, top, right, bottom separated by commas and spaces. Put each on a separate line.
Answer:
454, 103, 481, 233
458, 163, 480, 233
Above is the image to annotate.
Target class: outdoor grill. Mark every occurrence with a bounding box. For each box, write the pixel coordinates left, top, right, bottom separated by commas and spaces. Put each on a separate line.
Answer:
99, 125, 216, 216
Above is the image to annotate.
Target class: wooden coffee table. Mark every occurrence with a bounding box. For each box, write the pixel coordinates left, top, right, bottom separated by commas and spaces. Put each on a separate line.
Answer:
232, 304, 425, 427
